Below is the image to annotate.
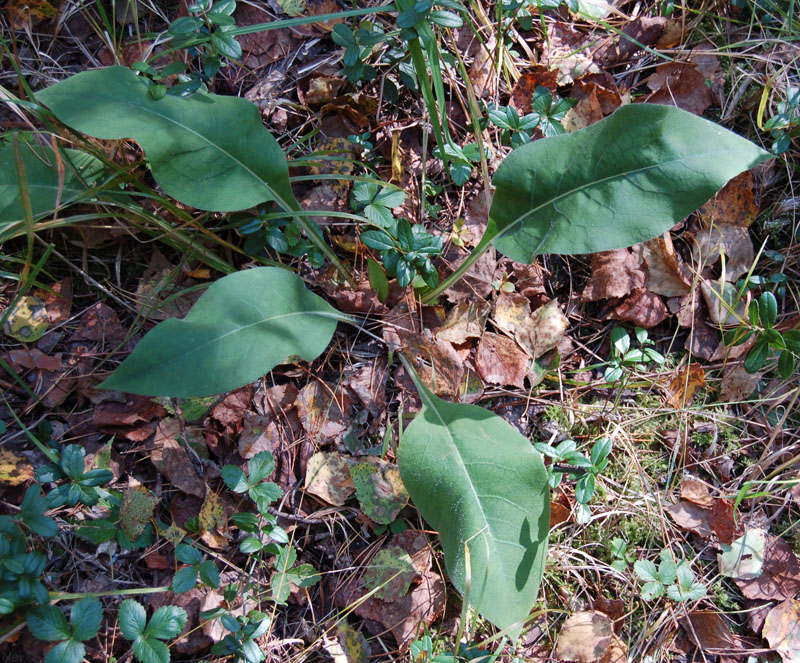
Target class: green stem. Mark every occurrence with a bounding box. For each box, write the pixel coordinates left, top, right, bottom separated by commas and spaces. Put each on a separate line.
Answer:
408, 37, 446, 158
49, 586, 171, 600
2, 394, 59, 463
227, 4, 393, 36
421, 227, 496, 303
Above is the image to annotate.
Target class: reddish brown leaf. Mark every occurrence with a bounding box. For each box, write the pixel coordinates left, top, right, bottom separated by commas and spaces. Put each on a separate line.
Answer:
736, 537, 800, 601
510, 65, 559, 114
646, 62, 713, 116
401, 331, 464, 400
70, 302, 125, 345
7, 348, 62, 372
475, 332, 529, 389
763, 599, 800, 663
711, 499, 739, 545
608, 288, 669, 328
580, 249, 646, 302
596, 17, 667, 65
667, 363, 705, 408
34, 277, 72, 325
679, 610, 743, 650
698, 170, 760, 228
665, 500, 713, 539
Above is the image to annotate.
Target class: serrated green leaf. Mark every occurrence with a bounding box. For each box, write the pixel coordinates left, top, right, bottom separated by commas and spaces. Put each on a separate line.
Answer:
221, 465, 249, 493
171, 566, 199, 593
70, 597, 103, 642
640, 581, 663, 600
145, 605, 188, 640
198, 560, 220, 588
44, 639, 85, 663
398, 382, 549, 634
247, 451, 275, 484
100, 267, 338, 397
133, 636, 170, 663
28, 605, 71, 641
175, 544, 203, 565
119, 599, 147, 640
489, 104, 771, 263
633, 560, 658, 582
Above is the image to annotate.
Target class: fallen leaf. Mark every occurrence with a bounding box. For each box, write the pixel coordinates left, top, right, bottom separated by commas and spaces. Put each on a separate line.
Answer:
599, 634, 627, 663
581, 249, 646, 302
516, 300, 570, 359
596, 16, 667, 65
151, 418, 206, 498
2, 295, 49, 342
711, 498, 739, 545
698, 170, 760, 228
134, 249, 200, 321
362, 546, 417, 602
680, 611, 742, 650
719, 364, 763, 402
510, 65, 559, 113
343, 358, 388, 416
539, 22, 599, 85
69, 302, 125, 345
148, 589, 211, 655
402, 331, 464, 400
120, 483, 157, 541
592, 597, 624, 626
637, 235, 692, 297
332, 623, 370, 663
441, 243, 497, 303
34, 277, 72, 325
735, 535, 800, 600
667, 363, 705, 408
608, 288, 669, 328
304, 451, 355, 506
763, 600, 800, 663
680, 478, 714, 508
692, 223, 754, 282
296, 381, 352, 445
235, 3, 298, 69
475, 332, 530, 388
198, 491, 228, 549
646, 61, 713, 116
665, 500, 713, 538
436, 301, 490, 344
7, 0, 58, 29
350, 458, 408, 525
555, 611, 614, 662
7, 348, 62, 372
0, 449, 34, 486
700, 278, 750, 326
719, 529, 766, 580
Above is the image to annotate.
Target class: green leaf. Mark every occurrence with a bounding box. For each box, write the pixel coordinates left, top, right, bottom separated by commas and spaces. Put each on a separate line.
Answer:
640, 581, 663, 600
221, 465, 249, 493
175, 544, 203, 565
758, 291, 778, 328
44, 639, 85, 663
100, 267, 338, 397
69, 597, 103, 641
249, 482, 283, 510
240, 537, 263, 554
198, 560, 220, 587
75, 518, 117, 544
248, 451, 275, 484
367, 258, 389, 302
133, 636, 170, 663
489, 104, 771, 263
0, 141, 105, 241
398, 383, 549, 633
145, 605, 188, 640
36, 67, 296, 214
744, 339, 770, 374
633, 560, 658, 583
211, 30, 242, 59
119, 599, 147, 640
172, 566, 199, 593
28, 605, 71, 641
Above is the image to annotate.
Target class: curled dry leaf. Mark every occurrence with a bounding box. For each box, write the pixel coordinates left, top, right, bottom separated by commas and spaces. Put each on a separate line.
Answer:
304, 451, 355, 506
151, 418, 206, 498
607, 288, 669, 329
596, 16, 667, 66
555, 611, 614, 663
636, 235, 692, 297
691, 223, 754, 282
680, 478, 714, 508
436, 301, 490, 344
580, 248, 646, 302
667, 363, 705, 408
665, 500, 713, 539
763, 599, 800, 663
698, 170, 760, 228
476, 332, 529, 389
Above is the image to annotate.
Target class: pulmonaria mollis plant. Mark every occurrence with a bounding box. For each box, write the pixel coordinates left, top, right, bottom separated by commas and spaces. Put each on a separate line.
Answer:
3, 64, 769, 635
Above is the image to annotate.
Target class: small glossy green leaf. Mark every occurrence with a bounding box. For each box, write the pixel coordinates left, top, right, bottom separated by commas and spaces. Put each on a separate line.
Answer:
133, 636, 170, 663
367, 258, 389, 302
44, 639, 85, 663
119, 599, 147, 640
221, 465, 249, 493
778, 350, 795, 380
398, 383, 549, 633
172, 566, 199, 593
100, 267, 338, 397
28, 605, 71, 641
248, 451, 275, 484
758, 291, 777, 328
489, 104, 771, 263
70, 597, 103, 642
198, 560, 220, 587
211, 30, 242, 59
36, 67, 296, 213
145, 605, 188, 640
744, 339, 770, 374
240, 537, 263, 554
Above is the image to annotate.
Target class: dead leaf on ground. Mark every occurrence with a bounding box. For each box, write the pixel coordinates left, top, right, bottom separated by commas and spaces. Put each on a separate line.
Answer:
134, 249, 200, 321
476, 332, 530, 388
555, 611, 614, 662
149, 589, 211, 655
719, 364, 763, 402
711, 498, 739, 545
665, 500, 713, 538
596, 16, 667, 65
636, 235, 693, 297
581, 249, 646, 302
0, 449, 34, 486
441, 243, 497, 303
69, 302, 125, 345
698, 170, 760, 228
700, 278, 750, 326
667, 363, 705, 408
332, 623, 370, 663
234, 3, 298, 69
33, 277, 72, 325
539, 22, 600, 85
3, 295, 50, 342
436, 301, 490, 344
362, 545, 417, 602
343, 358, 388, 416
510, 65, 559, 114
607, 288, 669, 329
151, 418, 206, 498
599, 635, 627, 663
763, 599, 800, 663
680, 611, 743, 651
735, 535, 800, 600
304, 451, 355, 506
350, 457, 408, 525
295, 381, 352, 445
93, 396, 167, 441
646, 61, 713, 115
7, 0, 59, 30
719, 529, 766, 580
692, 223, 755, 282
120, 482, 157, 541
680, 478, 714, 508
402, 331, 464, 400
7, 348, 62, 372
198, 490, 229, 549
515, 300, 570, 359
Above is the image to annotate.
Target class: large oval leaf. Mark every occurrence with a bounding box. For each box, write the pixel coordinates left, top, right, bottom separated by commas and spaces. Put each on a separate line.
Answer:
398, 382, 549, 633
490, 104, 771, 263
100, 267, 338, 397
35, 66, 295, 213
0, 140, 104, 240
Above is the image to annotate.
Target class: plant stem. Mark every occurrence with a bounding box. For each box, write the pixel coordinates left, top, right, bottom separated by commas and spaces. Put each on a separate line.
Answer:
49, 586, 171, 600
421, 228, 496, 303
228, 4, 393, 36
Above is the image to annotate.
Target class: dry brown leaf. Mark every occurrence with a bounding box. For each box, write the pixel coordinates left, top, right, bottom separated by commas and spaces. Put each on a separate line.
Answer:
711, 498, 739, 545
304, 451, 355, 506
599, 634, 627, 663
667, 363, 705, 408
516, 300, 570, 359
608, 288, 669, 328
581, 249, 646, 302
735, 536, 800, 601
680, 478, 714, 508
698, 170, 760, 228
235, 3, 298, 68
646, 61, 713, 115
70, 302, 125, 345
402, 331, 464, 400
680, 611, 742, 651
475, 332, 529, 388
555, 611, 614, 663
665, 500, 713, 538
296, 381, 352, 445
692, 223, 754, 282
7, 348, 62, 372
383, 295, 420, 351
763, 600, 800, 663
34, 277, 72, 325
343, 358, 388, 416
596, 16, 667, 65
699, 278, 750, 326
151, 418, 206, 498
441, 243, 496, 303
510, 65, 559, 114
298, 73, 345, 106
436, 301, 490, 344
637, 235, 692, 297
539, 22, 599, 85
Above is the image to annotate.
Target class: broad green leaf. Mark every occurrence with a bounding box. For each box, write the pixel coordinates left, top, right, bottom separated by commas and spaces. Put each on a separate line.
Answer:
119, 599, 147, 640
145, 605, 188, 640
70, 597, 103, 641
398, 383, 549, 633
172, 566, 199, 593
44, 639, 85, 663
133, 636, 170, 663
489, 104, 771, 263
221, 465, 248, 493
247, 451, 275, 484
28, 605, 71, 641
198, 560, 220, 587
174, 544, 203, 565
633, 559, 658, 583
100, 267, 338, 397
75, 518, 117, 544
36, 66, 295, 213
0, 140, 104, 241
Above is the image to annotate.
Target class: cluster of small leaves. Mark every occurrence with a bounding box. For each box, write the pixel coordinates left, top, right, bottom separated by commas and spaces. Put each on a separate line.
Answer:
119, 599, 188, 663
270, 545, 320, 603
36, 444, 112, 508
534, 437, 612, 524
487, 104, 542, 148
171, 543, 221, 593
528, 86, 578, 137
433, 141, 487, 186
238, 211, 325, 268
206, 610, 271, 663
724, 291, 800, 378
764, 85, 800, 154
604, 327, 665, 382
396, 0, 465, 31
634, 549, 706, 602
0, 490, 56, 612
351, 181, 405, 228
28, 598, 103, 663
331, 22, 386, 82
223, 451, 287, 554
608, 537, 636, 572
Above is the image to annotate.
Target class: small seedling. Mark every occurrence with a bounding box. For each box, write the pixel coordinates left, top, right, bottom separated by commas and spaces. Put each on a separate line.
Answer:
361, 217, 443, 288
763, 84, 800, 154
634, 549, 706, 602
609, 537, 635, 572
207, 610, 271, 663
222, 451, 282, 514
171, 543, 221, 593
604, 327, 666, 382
119, 599, 188, 663
27, 597, 103, 663
37, 444, 113, 508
